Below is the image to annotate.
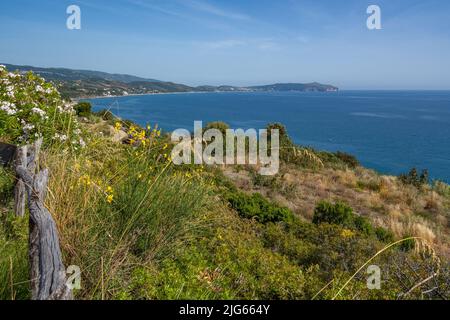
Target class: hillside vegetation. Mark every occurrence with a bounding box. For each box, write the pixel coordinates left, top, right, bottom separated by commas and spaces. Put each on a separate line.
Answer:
3, 64, 338, 99
0, 66, 448, 300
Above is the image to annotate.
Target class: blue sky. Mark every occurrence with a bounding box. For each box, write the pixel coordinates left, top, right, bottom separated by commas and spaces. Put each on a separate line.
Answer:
1, 0, 450, 89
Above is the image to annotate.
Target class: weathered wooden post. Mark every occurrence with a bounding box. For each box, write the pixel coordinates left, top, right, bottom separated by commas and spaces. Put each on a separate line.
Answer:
10, 139, 73, 300
14, 146, 27, 217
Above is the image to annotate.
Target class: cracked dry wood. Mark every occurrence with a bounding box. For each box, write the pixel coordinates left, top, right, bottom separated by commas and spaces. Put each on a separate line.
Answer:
14, 139, 73, 300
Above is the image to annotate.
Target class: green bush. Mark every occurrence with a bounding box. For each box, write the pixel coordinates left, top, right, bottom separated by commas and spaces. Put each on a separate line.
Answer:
228, 191, 293, 223
353, 215, 374, 235
0, 66, 84, 147
204, 121, 230, 135
400, 237, 416, 252
312, 201, 392, 239
74, 102, 92, 117
375, 227, 395, 243
313, 201, 354, 226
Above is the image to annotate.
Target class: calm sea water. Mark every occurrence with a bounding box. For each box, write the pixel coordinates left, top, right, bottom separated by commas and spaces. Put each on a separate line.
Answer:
89, 91, 450, 183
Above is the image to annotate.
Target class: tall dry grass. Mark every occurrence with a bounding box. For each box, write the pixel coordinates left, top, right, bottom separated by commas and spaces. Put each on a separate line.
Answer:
42, 132, 214, 299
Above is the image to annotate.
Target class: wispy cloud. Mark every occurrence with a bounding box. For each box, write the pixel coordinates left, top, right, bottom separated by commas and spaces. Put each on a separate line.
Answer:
197, 38, 282, 52
183, 0, 251, 21
126, 0, 234, 31
202, 39, 246, 49
127, 0, 184, 18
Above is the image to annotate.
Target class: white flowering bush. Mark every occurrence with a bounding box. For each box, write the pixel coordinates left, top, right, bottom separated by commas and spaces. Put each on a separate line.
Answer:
0, 65, 85, 147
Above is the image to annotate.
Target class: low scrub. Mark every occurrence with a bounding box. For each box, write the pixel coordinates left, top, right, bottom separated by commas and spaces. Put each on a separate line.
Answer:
399, 168, 429, 188
313, 201, 394, 242
227, 191, 293, 224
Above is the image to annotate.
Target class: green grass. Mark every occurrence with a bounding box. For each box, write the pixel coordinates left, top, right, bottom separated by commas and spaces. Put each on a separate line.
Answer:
0, 115, 448, 300
0, 213, 30, 300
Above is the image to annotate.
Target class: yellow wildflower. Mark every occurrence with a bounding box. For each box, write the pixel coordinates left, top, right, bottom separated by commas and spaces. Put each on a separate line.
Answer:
341, 229, 355, 238
106, 194, 114, 204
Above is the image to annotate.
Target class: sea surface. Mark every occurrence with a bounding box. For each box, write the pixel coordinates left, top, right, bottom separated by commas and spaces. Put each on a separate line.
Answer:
89, 91, 450, 183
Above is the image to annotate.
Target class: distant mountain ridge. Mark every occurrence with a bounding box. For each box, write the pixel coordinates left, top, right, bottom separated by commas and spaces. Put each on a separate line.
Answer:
2, 64, 161, 83
2, 63, 338, 98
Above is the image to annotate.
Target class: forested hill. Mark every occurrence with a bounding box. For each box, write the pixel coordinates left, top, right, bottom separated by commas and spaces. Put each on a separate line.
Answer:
3, 63, 338, 99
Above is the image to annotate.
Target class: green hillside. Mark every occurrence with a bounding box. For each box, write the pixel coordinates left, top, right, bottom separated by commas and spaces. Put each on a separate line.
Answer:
1, 66, 448, 300
2, 63, 339, 99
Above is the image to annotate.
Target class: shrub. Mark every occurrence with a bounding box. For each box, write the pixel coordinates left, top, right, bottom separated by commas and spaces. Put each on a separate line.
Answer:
375, 227, 395, 243
228, 191, 293, 223
0, 66, 84, 147
204, 121, 230, 135
400, 237, 416, 252
399, 168, 429, 188
353, 215, 374, 235
266, 123, 289, 142
335, 151, 359, 168
312, 201, 389, 238
74, 102, 92, 117
313, 201, 354, 226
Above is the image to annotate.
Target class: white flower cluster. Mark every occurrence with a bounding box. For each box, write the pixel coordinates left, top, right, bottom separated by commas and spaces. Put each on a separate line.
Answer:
31, 107, 49, 119
34, 85, 53, 94
6, 85, 15, 98
1, 66, 87, 148
54, 133, 68, 142
0, 101, 17, 115
21, 120, 35, 133
57, 104, 76, 114
8, 72, 20, 79
73, 138, 86, 148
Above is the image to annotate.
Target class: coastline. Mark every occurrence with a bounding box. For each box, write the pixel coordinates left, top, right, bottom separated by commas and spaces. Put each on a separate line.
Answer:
81, 90, 450, 183
75, 90, 235, 102
74, 89, 340, 102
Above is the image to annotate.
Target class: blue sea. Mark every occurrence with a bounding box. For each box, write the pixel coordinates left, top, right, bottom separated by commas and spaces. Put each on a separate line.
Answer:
89, 91, 450, 183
